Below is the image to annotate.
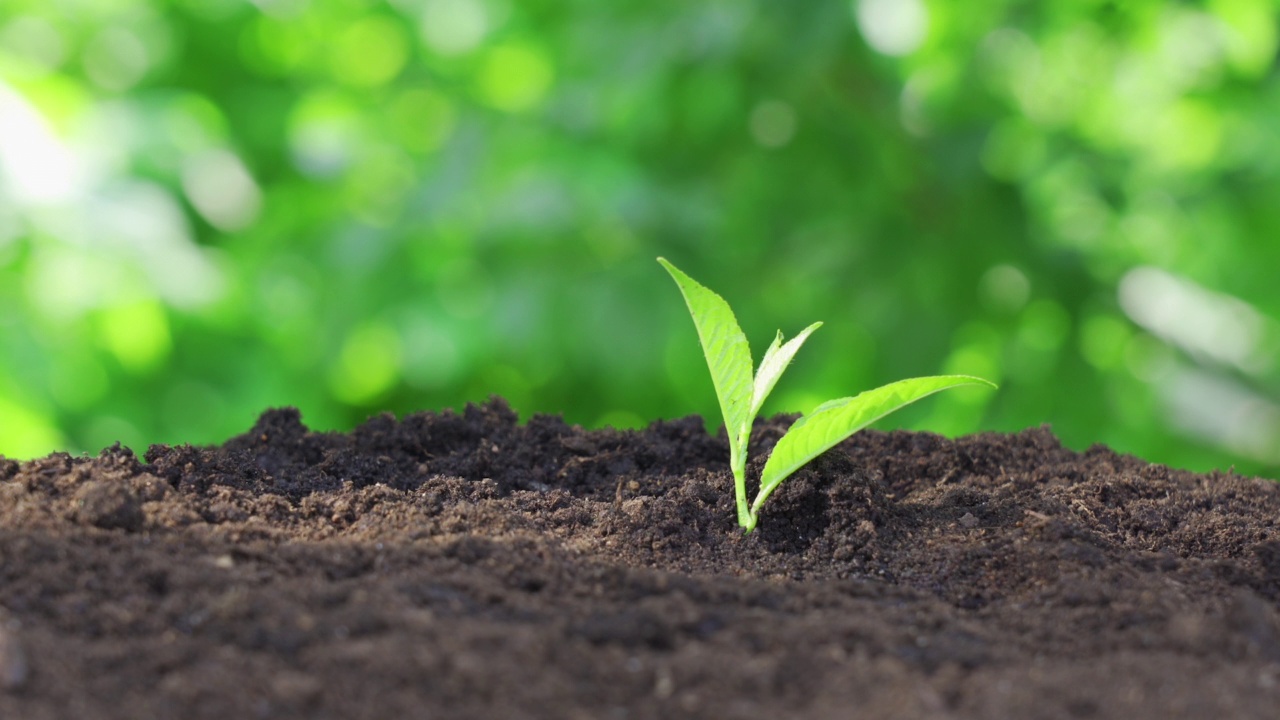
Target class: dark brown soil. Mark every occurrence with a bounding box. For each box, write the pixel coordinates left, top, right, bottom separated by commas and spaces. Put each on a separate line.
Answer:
2, 398, 1280, 719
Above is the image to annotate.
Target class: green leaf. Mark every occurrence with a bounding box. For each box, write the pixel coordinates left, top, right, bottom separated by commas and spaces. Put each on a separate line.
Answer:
752, 375, 997, 516
657, 258, 755, 468
750, 322, 821, 420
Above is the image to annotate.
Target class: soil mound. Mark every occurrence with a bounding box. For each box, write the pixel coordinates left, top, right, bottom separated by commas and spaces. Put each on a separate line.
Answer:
2, 398, 1279, 718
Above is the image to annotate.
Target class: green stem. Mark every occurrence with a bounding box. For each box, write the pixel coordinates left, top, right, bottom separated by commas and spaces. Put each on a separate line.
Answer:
730, 430, 756, 531
732, 453, 747, 527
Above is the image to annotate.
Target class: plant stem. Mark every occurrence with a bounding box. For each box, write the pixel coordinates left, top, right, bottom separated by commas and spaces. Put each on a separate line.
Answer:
730, 434, 756, 531
727, 448, 752, 527
731, 465, 755, 531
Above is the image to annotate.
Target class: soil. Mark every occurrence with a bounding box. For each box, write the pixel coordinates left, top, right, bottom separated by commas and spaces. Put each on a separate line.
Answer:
2, 398, 1280, 719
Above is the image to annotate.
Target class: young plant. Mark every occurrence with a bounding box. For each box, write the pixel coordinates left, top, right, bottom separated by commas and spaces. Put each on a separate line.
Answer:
658, 257, 996, 533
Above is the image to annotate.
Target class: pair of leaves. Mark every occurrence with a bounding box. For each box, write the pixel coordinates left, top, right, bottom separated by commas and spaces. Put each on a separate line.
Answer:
658, 258, 816, 471
659, 258, 995, 532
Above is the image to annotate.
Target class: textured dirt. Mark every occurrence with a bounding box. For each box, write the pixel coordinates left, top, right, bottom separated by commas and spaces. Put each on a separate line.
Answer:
2, 397, 1280, 719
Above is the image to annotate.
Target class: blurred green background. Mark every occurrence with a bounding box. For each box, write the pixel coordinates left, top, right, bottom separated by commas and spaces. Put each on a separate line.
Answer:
1, 0, 1278, 478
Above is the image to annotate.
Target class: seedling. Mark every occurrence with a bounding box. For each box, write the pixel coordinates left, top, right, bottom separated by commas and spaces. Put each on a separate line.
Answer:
658, 258, 996, 533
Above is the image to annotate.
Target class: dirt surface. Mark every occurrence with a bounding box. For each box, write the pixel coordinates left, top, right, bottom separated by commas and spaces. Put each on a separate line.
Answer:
2, 398, 1280, 719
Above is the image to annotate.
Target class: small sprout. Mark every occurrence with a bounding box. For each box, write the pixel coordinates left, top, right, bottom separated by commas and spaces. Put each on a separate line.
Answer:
658, 258, 996, 533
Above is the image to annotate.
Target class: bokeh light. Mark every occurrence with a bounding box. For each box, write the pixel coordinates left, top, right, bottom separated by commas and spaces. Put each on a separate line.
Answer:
0, 0, 1277, 480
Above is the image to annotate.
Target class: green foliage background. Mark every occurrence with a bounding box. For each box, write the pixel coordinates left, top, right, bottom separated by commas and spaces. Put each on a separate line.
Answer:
1, 0, 1278, 478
